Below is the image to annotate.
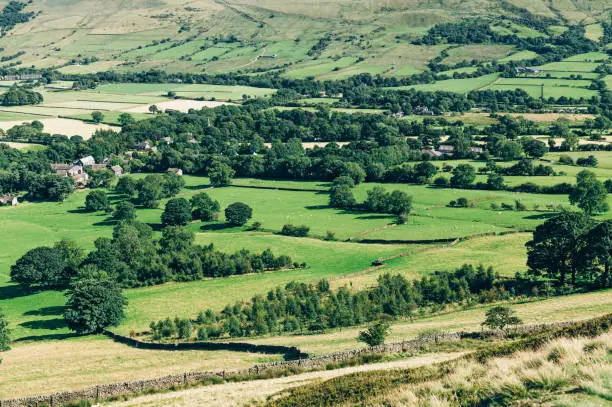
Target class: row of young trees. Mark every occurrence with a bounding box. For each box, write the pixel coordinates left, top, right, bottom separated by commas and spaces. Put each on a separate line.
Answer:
147, 264, 554, 341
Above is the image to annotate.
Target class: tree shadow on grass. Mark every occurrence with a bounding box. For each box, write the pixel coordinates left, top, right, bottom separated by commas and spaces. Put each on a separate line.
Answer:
23, 306, 65, 317
67, 207, 89, 214
522, 213, 558, 220
185, 184, 212, 190
354, 214, 392, 220
0, 285, 40, 300
14, 332, 79, 343
200, 223, 234, 232
92, 217, 118, 227
304, 204, 329, 210
20, 318, 66, 331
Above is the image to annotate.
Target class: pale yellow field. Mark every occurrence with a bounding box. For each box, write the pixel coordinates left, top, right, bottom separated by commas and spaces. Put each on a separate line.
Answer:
0, 118, 119, 139
125, 100, 235, 113
0, 336, 278, 399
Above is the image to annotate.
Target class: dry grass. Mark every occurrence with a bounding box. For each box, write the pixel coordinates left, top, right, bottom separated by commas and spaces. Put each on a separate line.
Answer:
0, 118, 119, 139
0, 335, 277, 399
106, 352, 464, 407
371, 332, 612, 406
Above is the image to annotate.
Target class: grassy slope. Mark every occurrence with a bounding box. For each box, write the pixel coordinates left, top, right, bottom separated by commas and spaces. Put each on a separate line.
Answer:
0, 0, 605, 77
2, 166, 611, 340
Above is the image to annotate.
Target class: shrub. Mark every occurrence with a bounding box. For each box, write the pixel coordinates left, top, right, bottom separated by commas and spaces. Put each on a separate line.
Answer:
281, 224, 310, 237
558, 155, 574, 165
576, 155, 598, 167
357, 321, 391, 346
433, 176, 450, 187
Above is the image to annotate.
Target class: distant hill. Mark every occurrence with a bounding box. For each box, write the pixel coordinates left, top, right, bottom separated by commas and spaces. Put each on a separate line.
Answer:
0, 0, 608, 78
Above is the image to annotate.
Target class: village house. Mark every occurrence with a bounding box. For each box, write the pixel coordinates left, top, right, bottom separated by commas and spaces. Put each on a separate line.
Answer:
75, 155, 96, 167
88, 164, 108, 171
413, 106, 434, 115
167, 168, 183, 176
421, 149, 443, 159
161, 137, 173, 144
51, 163, 89, 186
110, 165, 124, 177
437, 144, 455, 155
470, 146, 484, 154
134, 141, 151, 151
0, 194, 18, 206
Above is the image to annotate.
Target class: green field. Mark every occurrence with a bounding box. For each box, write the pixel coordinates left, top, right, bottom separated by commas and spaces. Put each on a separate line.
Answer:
2, 169, 604, 340
386, 73, 500, 94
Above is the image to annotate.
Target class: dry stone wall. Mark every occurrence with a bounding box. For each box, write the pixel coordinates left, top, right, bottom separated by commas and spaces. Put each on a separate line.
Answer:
0, 321, 584, 407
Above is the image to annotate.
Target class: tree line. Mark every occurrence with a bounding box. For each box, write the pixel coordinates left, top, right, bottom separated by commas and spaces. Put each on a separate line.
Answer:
147, 262, 573, 341
10, 221, 302, 289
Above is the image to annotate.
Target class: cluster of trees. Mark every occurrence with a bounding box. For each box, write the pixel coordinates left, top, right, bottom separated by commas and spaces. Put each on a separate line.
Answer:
0, 85, 42, 106
330, 179, 412, 218
0, 1, 35, 34
114, 173, 184, 208
527, 212, 612, 287
148, 264, 549, 340
10, 221, 302, 289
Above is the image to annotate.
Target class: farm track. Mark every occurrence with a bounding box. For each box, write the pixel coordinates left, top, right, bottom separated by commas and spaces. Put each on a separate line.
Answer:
107, 353, 464, 407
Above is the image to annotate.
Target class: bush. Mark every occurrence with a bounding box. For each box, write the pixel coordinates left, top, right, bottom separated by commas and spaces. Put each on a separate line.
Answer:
433, 176, 450, 187
281, 224, 310, 237
576, 155, 598, 167
357, 321, 391, 346
558, 155, 574, 165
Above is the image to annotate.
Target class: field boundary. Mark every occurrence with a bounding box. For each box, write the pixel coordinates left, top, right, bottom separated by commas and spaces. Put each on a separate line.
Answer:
1, 318, 604, 407
103, 330, 307, 358
356, 229, 530, 245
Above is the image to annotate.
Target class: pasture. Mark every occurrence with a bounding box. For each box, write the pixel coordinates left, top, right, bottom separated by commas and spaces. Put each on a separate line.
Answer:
0, 169, 599, 340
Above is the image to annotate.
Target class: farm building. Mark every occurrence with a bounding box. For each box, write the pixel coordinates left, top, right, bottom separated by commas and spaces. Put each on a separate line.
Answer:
414, 106, 434, 115
88, 164, 108, 171
110, 165, 123, 176
75, 156, 96, 167
162, 137, 173, 144
167, 168, 183, 176
437, 145, 455, 155
51, 163, 89, 186
422, 149, 443, 159
516, 66, 541, 74
0, 194, 18, 206
134, 141, 152, 151
470, 146, 484, 154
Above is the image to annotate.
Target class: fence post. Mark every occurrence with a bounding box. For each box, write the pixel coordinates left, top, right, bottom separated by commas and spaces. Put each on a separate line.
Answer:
184, 372, 187, 386
96, 385, 100, 402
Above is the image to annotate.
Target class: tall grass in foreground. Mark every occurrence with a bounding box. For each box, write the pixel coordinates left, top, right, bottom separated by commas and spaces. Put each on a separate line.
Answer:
266, 314, 611, 406
372, 333, 611, 406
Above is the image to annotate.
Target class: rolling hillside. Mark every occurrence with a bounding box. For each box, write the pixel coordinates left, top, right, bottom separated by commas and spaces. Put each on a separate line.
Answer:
0, 0, 608, 77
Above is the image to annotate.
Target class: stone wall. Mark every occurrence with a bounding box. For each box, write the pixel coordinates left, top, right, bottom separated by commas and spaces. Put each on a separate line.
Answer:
0, 320, 590, 407
0, 333, 460, 407
104, 330, 308, 359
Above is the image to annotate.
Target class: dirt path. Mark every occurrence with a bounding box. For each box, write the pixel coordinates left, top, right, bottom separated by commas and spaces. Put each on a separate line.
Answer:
106, 352, 463, 407
476, 76, 501, 91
